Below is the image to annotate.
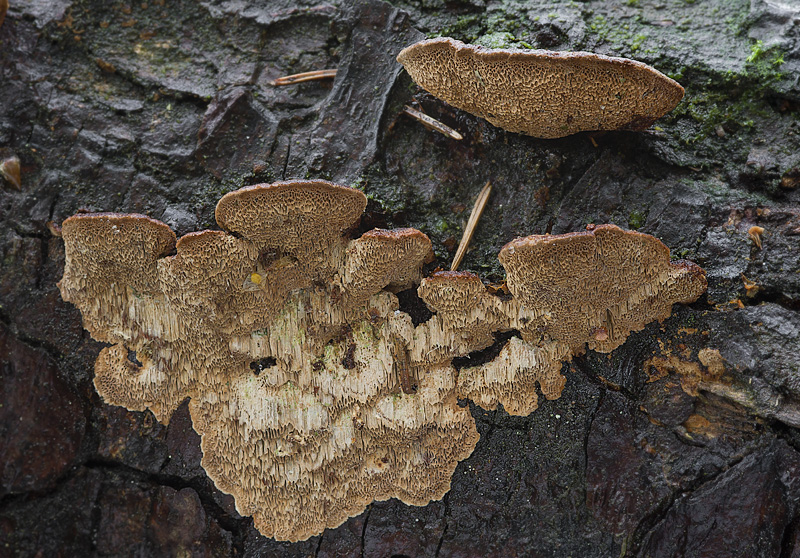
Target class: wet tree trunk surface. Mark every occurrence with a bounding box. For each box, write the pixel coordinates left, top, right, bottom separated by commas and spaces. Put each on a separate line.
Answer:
1, 0, 799, 556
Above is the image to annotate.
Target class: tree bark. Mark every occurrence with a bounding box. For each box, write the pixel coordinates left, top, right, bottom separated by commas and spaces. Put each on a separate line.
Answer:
1, 0, 798, 556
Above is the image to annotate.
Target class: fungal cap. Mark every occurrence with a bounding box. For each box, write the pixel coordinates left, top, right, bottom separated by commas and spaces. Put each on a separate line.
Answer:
418, 271, 487, 313
397, 37, 685, 138
59, 213, 177, 295
215, 180, 367, 246
61, 212, 177, 251
499, 224, 706, 352
343, 228, 434, 301
57, 213, 177, 346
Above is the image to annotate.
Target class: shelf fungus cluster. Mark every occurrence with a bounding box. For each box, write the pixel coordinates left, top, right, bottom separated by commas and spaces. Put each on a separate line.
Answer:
397, 37, 685, 138
418, 225, 707, 415
59, 181, 706, 541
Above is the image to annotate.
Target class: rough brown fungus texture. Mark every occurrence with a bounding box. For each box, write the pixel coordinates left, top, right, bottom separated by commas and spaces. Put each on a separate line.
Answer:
58, 182, 706, 541
397, 37, 685, 138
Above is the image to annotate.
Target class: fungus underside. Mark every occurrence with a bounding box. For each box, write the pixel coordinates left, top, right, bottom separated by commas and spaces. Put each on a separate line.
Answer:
58, 181, 706, 542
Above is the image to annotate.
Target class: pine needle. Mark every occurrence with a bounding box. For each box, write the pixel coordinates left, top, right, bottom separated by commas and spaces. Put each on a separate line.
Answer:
451, 180, 492, 271
402, 105, 463, 140
272, 69, 338, 86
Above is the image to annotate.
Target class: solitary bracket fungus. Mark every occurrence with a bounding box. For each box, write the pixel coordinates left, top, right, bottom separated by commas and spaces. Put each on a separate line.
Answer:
59, 183, 706, 541
397, 37, 685, 138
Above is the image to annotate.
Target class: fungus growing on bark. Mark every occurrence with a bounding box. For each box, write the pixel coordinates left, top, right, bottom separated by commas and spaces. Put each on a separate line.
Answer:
418, 224, 707, 415
60, 183, 706, 540
58, 180, 478, 542
396, 37, 685, 138
748, 225, 765, 249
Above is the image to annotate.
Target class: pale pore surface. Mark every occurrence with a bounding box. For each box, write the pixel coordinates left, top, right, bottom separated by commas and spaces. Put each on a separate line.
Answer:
418, 225, 707, 416
58, 181, 479, 542
59, 183, 706, 539
397, 37, 685, 138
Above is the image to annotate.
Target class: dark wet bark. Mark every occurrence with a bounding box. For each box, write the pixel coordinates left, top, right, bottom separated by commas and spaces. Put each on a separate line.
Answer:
1, 0, 799, 556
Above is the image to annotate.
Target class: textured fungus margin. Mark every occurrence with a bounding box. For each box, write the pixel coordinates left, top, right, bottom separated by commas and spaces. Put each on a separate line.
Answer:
417, 225, 707, 415
397, 37, 685, 138
58, 180, 479, 542
59, 183, 706, 540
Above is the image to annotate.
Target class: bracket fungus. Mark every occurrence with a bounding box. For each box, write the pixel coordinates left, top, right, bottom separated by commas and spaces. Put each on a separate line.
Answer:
397, 37, 685, 138
417, 225, 707, 415
59, 180, 478, 542
59, 182, 706, 541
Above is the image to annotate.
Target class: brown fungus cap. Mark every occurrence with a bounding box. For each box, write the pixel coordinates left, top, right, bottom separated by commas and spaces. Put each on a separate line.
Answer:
499, 224, 707, 353
58, 213, 176, 342
343, 228, 434, 303
58, 181, 477, 542
61, 213, 176, 276
397, 37, 685, 138
216, 179, 366, 249
216, 180, 367, 281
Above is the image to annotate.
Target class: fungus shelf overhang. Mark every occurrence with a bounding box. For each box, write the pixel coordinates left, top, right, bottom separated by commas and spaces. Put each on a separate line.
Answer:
397, 37, 685, 138
58, 181, 706, 541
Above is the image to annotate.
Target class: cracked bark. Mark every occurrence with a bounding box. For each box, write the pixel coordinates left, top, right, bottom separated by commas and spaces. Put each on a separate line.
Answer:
434, 492, 449, 558
1, 0, 799, 556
